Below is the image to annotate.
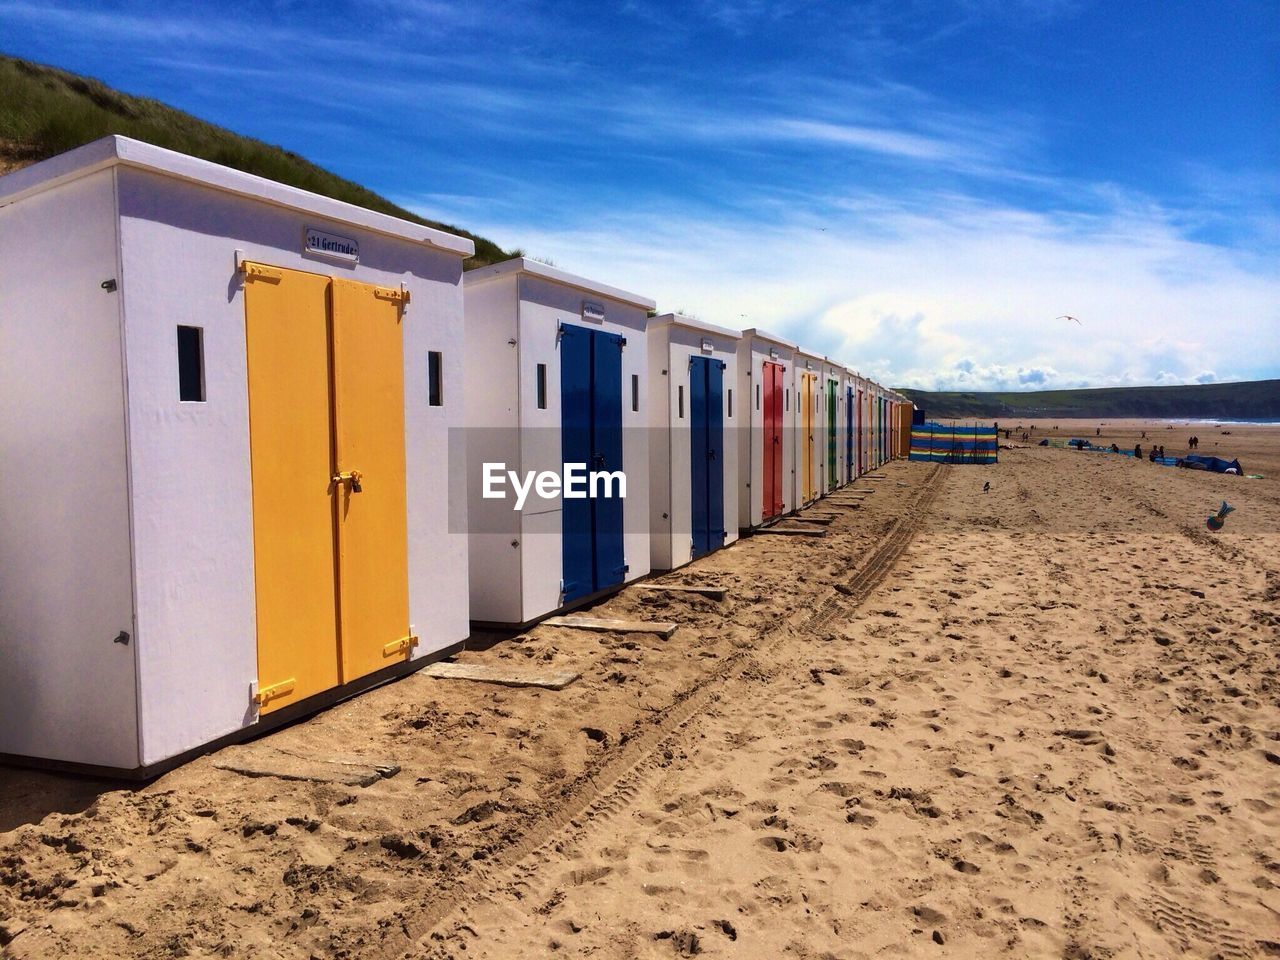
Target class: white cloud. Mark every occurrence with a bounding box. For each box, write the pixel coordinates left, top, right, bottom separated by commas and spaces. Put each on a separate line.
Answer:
414, 181, 1280, 392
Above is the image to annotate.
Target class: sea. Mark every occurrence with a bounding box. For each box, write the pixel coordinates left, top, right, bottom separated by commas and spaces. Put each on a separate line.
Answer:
1158, 419, 1280, 426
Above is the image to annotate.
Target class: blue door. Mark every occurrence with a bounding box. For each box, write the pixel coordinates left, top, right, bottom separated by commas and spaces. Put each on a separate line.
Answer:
560, 323, 626, 604
689, 356, 725, 558
591, 329, 626, 591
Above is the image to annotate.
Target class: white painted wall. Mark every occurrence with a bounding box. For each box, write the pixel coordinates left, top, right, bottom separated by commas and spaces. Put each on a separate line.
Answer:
116, 167, 470, 766
464, 273, 522, 624
516, 275, 583, 622
0, 169, 141, 769
648, 328, 674, 571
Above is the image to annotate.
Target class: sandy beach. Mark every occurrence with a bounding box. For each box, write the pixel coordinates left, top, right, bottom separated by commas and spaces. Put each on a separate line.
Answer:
2, 422, 1278, 959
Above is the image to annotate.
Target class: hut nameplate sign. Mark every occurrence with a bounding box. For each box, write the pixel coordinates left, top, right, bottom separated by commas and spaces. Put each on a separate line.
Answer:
304, 227, 360, 263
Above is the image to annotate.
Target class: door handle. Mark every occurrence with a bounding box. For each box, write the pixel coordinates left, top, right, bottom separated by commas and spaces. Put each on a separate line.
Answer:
333, 470, 363, 493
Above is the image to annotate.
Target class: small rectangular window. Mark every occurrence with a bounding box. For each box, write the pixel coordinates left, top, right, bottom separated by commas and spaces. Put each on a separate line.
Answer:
177, 325, 205, 402
756, 384, 761, 410
428, 351, 443, 406
786, 389, 790, 411
728, 388, 733, 419
678, 385, 684, 419
632, 374, 639, 412
536, 363, 547, 409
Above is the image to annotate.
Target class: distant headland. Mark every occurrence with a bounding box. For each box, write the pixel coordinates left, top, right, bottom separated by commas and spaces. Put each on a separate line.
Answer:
899, 379, 1280, 420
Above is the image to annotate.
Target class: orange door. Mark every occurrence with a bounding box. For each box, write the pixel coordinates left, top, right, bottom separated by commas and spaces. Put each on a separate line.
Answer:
330, 279, 413, 681
244, 266, 412, 714
244, 265, 341, 712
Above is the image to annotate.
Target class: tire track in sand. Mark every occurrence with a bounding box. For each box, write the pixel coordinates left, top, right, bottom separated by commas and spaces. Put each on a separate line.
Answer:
372, 465, 947, 958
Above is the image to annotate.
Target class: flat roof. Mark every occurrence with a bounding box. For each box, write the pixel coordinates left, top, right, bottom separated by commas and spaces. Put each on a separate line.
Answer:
0, 135, 475, 258
740, 327, 798, 351
464, 257, 656, 311
649, 312, 741, 341
794, 346, 827, 365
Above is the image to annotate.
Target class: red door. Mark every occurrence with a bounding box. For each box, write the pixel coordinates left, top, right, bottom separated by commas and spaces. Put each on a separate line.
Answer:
762, 361, 784, 520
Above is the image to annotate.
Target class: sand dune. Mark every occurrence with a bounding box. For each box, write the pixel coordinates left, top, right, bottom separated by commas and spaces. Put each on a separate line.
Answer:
2, 424, 1277, 958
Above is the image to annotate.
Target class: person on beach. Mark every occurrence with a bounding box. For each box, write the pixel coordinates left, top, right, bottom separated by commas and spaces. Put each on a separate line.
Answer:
1135, 443, 1143, 459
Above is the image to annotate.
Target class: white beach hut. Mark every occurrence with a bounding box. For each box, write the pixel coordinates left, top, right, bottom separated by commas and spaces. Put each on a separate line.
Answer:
463, 258, 655, 626
0, 136, 474, 775
841, 366, 859, 482
647, 314, 741, 571
862, 377, 876, 474
820, 358, 847, 493
735, 328, 797, 531
873, 383, 887, 468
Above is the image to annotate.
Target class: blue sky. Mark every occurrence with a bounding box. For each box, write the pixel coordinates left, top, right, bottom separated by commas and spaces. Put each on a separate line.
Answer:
4, 0, 1277, 390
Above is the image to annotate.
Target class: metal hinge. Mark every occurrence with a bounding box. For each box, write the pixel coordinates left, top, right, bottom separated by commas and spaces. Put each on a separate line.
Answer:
239, 260, 283, 283
253, 677, 296, 708
374, 284, 411, 305
383, 634, 420, 658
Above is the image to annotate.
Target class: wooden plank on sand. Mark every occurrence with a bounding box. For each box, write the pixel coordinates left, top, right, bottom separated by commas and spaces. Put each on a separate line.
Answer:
636, 584, 728, 601
755, 524, 827, 537
215, 748, 400, 787
544, 615, 678, 638
422, 661, 581, 690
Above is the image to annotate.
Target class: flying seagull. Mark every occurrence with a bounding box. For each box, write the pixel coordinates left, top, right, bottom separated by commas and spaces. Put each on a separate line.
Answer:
1057, 315, 1082, 324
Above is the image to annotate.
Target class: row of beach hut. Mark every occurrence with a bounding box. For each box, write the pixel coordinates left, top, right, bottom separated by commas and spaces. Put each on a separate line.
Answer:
0, 137, 913, 775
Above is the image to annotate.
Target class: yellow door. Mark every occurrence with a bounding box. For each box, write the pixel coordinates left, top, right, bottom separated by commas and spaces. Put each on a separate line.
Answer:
244, 264, 341, 713
330, 279, 413, 681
